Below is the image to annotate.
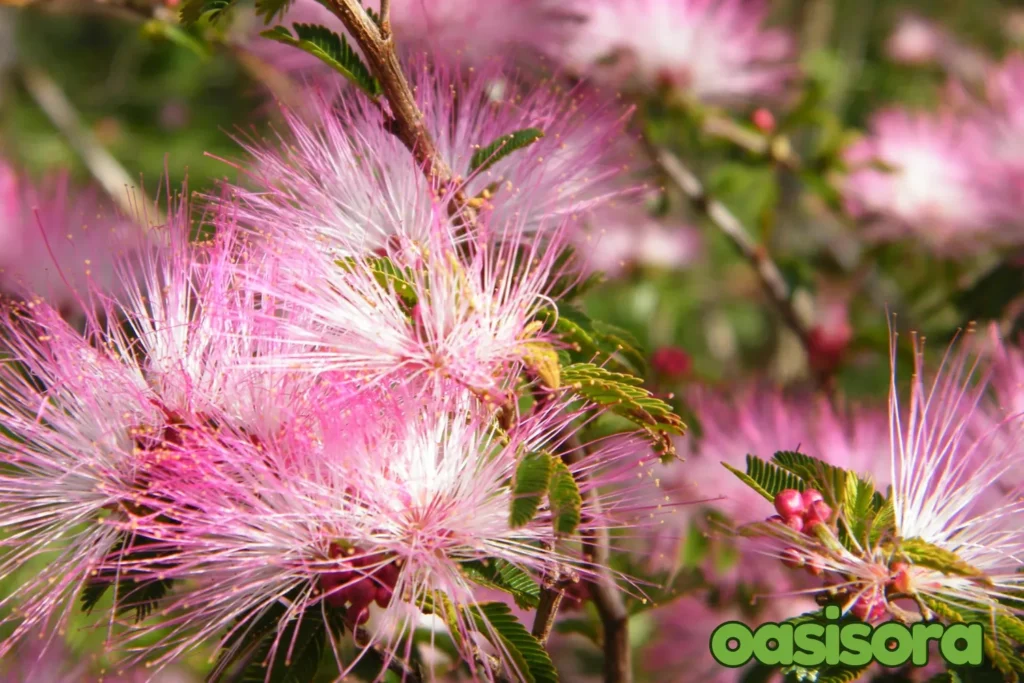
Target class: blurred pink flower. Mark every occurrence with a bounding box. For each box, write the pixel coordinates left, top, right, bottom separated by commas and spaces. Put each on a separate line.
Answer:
0, 161, 142, 314
560, 0, 796, 105
579, 205, 701, 278
249, 0, 570, 74
842, 108, 1010, 255
886, 14, 945, 65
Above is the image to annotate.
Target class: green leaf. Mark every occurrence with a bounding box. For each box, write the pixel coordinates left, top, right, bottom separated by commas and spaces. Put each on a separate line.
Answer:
509, 452, 554, 528
923, 598, 1024, 681
241, 608, 327, 683
560, 362, 685, 458
179, 0, 236, 24
723, 454, 805, 503
839, 474, 884, 548
534, 304, 648, 376
460, 560, 541, 609
868, 494, 895, 547
771, 451, 850, 510
255, 0, 297, 23
335, 256, 417, 306
466, 602, 559, 683
895, 537, 988, 580
469, 128, 545, 175
80, 532, 175, 622
261, 24, 382, 99
548, 457, 582, 536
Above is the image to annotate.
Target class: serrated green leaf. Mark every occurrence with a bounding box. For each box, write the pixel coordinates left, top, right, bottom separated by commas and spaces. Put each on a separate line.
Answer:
548, 457, 582, 536
869, 494, 895, 546
772, 451, 850, 510
839, 474, 882, 547
240, 608, 327, 683
926, 673, 963, 683
469, 128, 545, 175
261, 24, 382, 99
894, 537, 988, 580
255, 0, 297, 23
179, 0, 235, 24
466, 602, 559, 683
510, 452, 553, 528
140, 20, 212, 59
560, 362, 685, 458
460, 560, 541, 609
723, 454, 805, 503
534, 305, 644, 376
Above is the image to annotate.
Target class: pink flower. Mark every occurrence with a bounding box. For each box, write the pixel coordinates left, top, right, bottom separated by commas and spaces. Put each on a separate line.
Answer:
0, 301, 177, 655
886, 14, 946, 66
560, 0, 796, 105
734, 331, 1024, 626
578, 204, 701, 278
842, 108, 1010, 254
0, 161, 142, 315
116, 383, 660, 679
249, 0, 570, 73
228, 61, 634, 253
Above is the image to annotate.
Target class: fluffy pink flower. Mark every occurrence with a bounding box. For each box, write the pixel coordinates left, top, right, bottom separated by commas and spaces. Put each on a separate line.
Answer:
115, 383, 660, 679
229, 61, 634, 252
842, 108, 1010, 254
247, 0, 570, 74
0, 161, 142, 314
560, 0, 796, 104
886, 14, 946, 66
236, 201, 568, 402
0, 301, 176, 655
735, 332, 1024, 626
579, 205, 701, 278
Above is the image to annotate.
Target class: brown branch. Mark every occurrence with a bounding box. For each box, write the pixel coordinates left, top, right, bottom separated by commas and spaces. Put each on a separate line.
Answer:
649, 144, 813, 349
701, 114, 800, 171
531, 580, 565, 646
562, 443, 631, 683
319, 0, 455, 191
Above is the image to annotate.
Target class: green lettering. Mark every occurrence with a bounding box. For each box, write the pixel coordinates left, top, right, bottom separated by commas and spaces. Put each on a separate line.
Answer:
753, 623, 794, 666
872, 622, 914, 667
792, 622, 826, 667
911, 623, 944, 666
838, 622, 872, 667
941, 624, 983, 666
710, 621, 755, 668
825, 605, 841, 665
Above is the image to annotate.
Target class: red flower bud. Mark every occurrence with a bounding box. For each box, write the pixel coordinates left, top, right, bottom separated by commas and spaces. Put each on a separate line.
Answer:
752, 108, 776, 133
774, 489, 806, 518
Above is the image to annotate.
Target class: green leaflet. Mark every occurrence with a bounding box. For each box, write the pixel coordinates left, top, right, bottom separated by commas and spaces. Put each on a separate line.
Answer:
549, 457, 582, 536
509, 451, 554, 528
723, 454, 806, 503
261, 24, 382, 99
469, 128, 545, 175
460, 559, 541, 609
560, 362, 685, 458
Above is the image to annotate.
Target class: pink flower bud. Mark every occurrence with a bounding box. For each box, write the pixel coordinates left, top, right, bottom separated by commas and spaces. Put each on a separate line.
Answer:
651, 346, 691, 379
780, 548, 804, 569
774, 489, 805, 518
801, 489, 824, 508
805, 554, 824, 576
784, 515, 804, 533
752, 108, 775, 133
804, 499, 832, 526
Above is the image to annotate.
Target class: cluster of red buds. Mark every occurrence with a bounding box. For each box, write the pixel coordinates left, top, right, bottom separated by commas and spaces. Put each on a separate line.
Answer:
319, 543, 400, 629
770, 489, 833, 578
769, 488, 832, 535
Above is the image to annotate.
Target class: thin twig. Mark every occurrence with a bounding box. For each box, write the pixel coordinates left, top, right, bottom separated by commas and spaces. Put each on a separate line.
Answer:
319, 0, 455, 190
531, 584, 565, 646
701, 113, 800, 171
562, 443, 631, 683
18, 64, 161, 225
649, 143, 813, 349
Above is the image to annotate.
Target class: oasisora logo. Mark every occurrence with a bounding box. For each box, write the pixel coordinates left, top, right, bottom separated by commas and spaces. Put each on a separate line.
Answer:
709, 606, 983, 669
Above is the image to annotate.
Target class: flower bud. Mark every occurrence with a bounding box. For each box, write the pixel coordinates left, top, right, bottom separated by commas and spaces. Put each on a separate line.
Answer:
774, 489, 805, 518
752, 108, 775, 133
804, 500, 832, 526
780, 548, 804, 569
801, 489, 824, 508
